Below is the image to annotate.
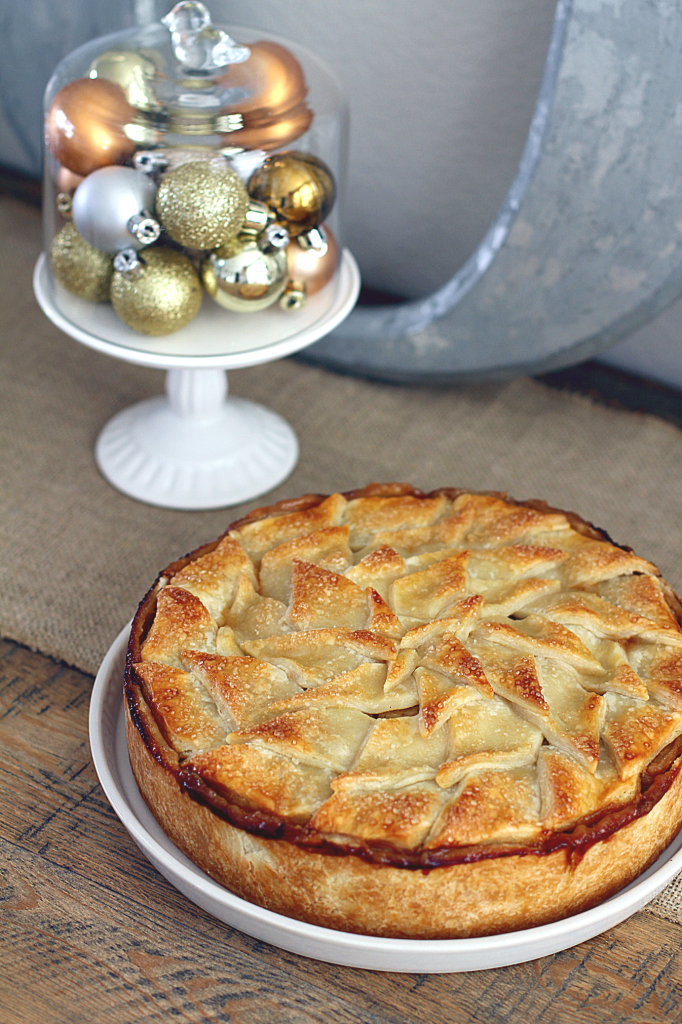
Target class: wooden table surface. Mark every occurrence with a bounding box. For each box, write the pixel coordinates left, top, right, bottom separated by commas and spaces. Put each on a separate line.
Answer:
2, 637, 682, 1024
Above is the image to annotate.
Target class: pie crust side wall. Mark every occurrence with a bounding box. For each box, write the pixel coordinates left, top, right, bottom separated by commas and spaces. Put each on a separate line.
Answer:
126, 697, 682, 939
124, 484, 682, 938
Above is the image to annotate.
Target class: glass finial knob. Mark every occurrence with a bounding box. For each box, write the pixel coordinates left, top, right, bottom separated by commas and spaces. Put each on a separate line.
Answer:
162, 2, 250, 74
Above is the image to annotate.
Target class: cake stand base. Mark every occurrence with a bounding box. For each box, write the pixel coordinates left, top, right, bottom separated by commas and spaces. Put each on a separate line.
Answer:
95, 368, 298, 510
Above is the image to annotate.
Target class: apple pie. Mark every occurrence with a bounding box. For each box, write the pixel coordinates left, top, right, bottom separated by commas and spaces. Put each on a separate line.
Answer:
125, 484, 682, 938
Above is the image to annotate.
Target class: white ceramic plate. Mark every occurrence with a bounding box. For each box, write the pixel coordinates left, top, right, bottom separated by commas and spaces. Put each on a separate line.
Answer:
90, 625, 682, 973
34, 248, 360, 369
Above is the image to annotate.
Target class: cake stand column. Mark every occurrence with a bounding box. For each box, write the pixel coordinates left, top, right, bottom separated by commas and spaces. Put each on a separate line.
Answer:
95, 365, 298, 510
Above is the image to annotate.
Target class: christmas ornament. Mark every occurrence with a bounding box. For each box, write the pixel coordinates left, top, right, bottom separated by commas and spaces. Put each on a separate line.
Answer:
286, 225, 339, 295
134, 146, 229, 176
72, 166, 160, 253
87, 48, 160, 111
45, 78, 136, 177
56, 193, 72, 217
111, 247, 202, 335
223, 105, 313, 154
218, 40, 313, 152
201, 234, 287, 312
155, 161, 250, 249
56, 166, 83, 194
279, 280, 306, 311
248, 152, 335, 236
49, 222, 113, 301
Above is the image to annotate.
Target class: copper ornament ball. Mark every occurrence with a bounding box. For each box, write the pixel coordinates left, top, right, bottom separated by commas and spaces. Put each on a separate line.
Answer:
248, 151, 335, 236
111, 247, 202, 335
218, 40, 313, 151
46, 78, 136, 177
286, 227, 339, 296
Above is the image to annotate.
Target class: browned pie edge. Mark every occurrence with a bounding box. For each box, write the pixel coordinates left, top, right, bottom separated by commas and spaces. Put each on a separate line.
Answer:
124, 482, 682, 938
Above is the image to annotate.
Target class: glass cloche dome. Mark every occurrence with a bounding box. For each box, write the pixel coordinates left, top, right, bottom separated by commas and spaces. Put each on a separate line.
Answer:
42, 1, 348, 336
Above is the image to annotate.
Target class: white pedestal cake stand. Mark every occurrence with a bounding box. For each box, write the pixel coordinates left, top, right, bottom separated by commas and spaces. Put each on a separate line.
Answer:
33, 250, 360, 510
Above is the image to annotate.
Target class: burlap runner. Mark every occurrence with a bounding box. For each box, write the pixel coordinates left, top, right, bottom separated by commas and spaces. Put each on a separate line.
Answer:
2, 194, 681, 924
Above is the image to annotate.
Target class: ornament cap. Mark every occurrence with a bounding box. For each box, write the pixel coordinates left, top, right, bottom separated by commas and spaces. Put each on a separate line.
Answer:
280, 280, 307, 311
241, 200, 270, 236
263, 224, 290, 251
128, 212, 162, 246
297, 225, 329, 256
113, 248, 144, 278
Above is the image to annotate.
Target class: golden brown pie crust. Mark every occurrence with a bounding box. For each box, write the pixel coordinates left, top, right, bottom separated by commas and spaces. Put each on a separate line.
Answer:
125, 483, 682, 938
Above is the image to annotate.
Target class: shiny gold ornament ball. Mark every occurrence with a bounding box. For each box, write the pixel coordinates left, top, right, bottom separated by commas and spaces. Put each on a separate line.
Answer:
248, 151, 335, 236
155, 162, 250, 249
46, 78, 136, 177
49, 222, 113, 302
111, 247, 202, 335
286, 226, 339, 295
201, 235, 288, 312
88, 48, 160, 111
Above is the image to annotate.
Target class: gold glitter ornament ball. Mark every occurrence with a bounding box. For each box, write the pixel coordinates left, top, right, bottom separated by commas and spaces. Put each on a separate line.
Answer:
49, 222, 113, 302
248, 151, 335, 236
155, 162, 250, 249
111, 248, 202, 335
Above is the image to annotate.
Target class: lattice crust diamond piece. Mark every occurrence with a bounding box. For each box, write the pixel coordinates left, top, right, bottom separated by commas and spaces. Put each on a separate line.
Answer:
287, 560, 370, 630
415, 666, 482, 737
243, 629, 397, 688
224, 575, 290, 643
466, 644, 550, 717
427, 765, 542, 848
134, 661, 225, 758
537, 746, 602, 829
530, 658, 606, 772
360, 510, 475, 558
137, 490, 682, 849
169, 535, 257, 625
141, 586, 217, 669
562, 541, 658, 588
186, 744, 333, 823
522, 590, 682, 648
597, 575, 682, 631
400, 595, 485, 649
454, 493, 569, 548
267, 662, 417, 716
259, 526, 353, 604
415, 632, 494, 699
344, 546, 407, 601
216, 626, 243, 657
390, 551, 469, 621
227, 706, 373, 773
472, 616, 604, 676
343, 494, 450, 549
334, 715, 448, 790
231, 492, 347, 564
311, 781, 444, 849
180, 651, 300, 729
435, 696, 544, 787
602, 693, 682, 780
629, 644, 682, 710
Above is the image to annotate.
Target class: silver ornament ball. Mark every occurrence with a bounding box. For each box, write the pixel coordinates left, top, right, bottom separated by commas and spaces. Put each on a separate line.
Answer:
72, 166, 159, 253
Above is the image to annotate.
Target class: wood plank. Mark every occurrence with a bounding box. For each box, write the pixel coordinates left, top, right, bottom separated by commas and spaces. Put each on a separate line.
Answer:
3, 637, 682, 1024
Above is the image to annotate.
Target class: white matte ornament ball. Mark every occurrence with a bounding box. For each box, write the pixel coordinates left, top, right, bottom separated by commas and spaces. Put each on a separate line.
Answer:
72, 166, 159, 253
